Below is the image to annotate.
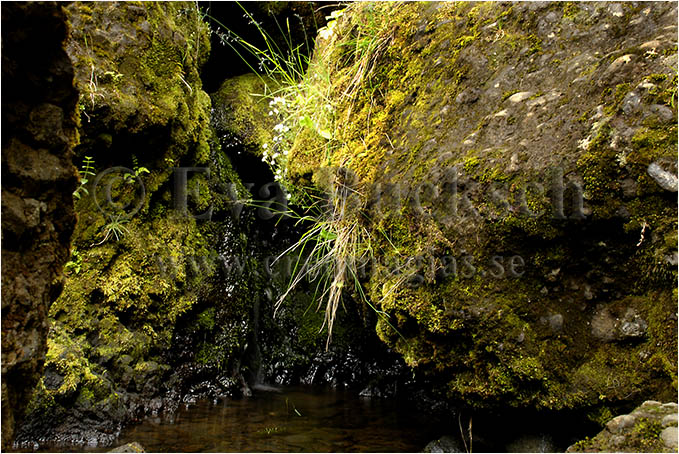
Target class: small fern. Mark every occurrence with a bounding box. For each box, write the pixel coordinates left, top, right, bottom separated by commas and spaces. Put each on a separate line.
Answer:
73, 156, 96, 200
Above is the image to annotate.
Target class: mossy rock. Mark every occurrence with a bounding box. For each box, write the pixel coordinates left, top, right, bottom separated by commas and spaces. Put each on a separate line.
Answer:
568, 401, 679, 452
19, 2, 254, 445
211, 74, 275, 154
285, 2, 678, 411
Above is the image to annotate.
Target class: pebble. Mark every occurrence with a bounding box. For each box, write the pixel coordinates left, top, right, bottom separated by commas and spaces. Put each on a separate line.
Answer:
606, 414, 636, 434
662, 413, 678, 427
605, 54, 635, 74
647, 162, 678, 192
507, 92, 533, 103
661, 427, 678, 449
649, 104, 674, 121
548, 314, 563, 332
423, 435, 463, 453
621, 91, 641, 115
109, 442, 145, 453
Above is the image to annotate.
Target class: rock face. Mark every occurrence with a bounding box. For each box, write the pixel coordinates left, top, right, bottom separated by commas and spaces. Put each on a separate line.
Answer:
209, 74, 431, 400
284, 1, 678, 413
1, 2, 80, 449
14, 2, 253, 448
568, 400, 679, 452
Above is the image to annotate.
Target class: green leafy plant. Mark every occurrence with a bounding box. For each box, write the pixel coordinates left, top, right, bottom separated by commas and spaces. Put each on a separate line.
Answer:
122, 155, 150, 185
124, 167, 150, 185
93, 214, 129, 245
73, 156, 96, 200
257, 426, 284, 436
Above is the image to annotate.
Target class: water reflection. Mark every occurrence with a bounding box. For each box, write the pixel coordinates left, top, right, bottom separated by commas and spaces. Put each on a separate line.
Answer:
101, 386, 441, 452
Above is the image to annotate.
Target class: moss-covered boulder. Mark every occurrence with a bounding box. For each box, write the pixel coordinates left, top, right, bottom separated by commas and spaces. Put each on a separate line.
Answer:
568, 400, 678, 452
282, 1, 677, 416
211, 74, 275, 153
16, 2, 254, 447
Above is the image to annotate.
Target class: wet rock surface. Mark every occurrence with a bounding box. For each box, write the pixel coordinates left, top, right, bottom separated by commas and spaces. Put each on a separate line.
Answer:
1, 2, 79, 449
423, 435, 464, 453
12, 2, 251, 448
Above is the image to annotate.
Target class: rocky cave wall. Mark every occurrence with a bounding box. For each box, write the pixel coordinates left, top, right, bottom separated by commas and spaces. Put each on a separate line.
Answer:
1, 2, 80, 449
11, 1, 407, 448
4, 1, 678, 450
12, 2, 255, 447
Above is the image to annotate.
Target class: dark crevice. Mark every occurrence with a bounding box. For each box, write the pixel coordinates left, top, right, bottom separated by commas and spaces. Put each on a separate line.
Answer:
198, 1, 330, 92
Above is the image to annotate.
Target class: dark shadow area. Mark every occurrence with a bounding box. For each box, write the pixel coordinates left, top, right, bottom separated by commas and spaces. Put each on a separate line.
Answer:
198, 1, 334, 92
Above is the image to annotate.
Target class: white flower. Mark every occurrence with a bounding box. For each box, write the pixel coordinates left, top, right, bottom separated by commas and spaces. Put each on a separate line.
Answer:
318, 26, 333, 41
268, 111, 274, 116
262, 143, 268, 149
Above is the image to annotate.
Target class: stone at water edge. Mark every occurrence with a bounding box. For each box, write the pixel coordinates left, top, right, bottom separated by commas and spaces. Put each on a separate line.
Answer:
567, 400, 679, 452
423, 435, 464, 453
109, 441, 146, 453
661, 427, 678, 451
505, 434, 556, 453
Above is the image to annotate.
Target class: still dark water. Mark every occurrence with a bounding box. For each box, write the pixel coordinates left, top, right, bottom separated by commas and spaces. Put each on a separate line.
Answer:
106, 387, 443, 452
26, 386, 595, 452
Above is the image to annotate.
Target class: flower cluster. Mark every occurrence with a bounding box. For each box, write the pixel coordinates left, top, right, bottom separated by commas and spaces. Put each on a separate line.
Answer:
261, 96, 294, 193
268, 96, 287, 116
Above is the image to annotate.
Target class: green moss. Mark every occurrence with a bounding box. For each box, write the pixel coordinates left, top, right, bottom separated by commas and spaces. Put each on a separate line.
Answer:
645, 73, 668, 84
196, 308, 216, 330
211, 74, 275, 154
577, 124, 623, 217
279, 0, 677, 413
463, 156, 481, 172
587, 406, 614, 426
562, 2, 579, 19
28, 1, 256, 428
